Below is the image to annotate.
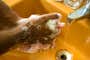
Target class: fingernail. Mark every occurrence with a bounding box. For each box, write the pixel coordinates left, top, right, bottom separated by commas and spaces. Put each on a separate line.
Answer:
55, 13, 62, 19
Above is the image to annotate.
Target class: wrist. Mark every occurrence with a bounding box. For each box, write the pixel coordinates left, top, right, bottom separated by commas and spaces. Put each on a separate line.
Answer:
12, 19, 33, 44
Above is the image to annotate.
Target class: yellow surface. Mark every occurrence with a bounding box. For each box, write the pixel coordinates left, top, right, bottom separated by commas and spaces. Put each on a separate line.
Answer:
0, 0, 90, 60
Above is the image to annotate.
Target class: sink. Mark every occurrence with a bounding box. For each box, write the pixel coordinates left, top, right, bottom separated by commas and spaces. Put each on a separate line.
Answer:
41, 0, 90, 60
0, 0, 90, 60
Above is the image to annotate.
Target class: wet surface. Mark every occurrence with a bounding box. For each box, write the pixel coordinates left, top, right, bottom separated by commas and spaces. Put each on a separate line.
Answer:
0, 0, 90, 60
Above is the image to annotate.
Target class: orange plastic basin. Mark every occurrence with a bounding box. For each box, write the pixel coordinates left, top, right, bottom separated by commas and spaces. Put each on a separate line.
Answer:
0, 0, 90, 60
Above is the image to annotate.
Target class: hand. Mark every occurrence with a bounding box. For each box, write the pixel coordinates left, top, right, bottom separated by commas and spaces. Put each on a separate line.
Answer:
16, 13, 65, 53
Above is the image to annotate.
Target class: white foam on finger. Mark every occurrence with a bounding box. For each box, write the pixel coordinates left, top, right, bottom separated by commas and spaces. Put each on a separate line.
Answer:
29, 15, 40, 21
17, 18, 28, 24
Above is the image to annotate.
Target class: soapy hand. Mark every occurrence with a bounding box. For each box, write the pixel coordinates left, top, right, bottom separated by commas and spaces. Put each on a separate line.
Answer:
17, 13, 65, 53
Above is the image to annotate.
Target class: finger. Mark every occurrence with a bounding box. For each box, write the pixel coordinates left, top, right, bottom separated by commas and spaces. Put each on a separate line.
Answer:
36, 13, 62, 25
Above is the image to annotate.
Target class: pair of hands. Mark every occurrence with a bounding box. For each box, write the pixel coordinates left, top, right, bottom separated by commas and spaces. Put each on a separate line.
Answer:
18, 13, 64, 28
17, 13, 65, 53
